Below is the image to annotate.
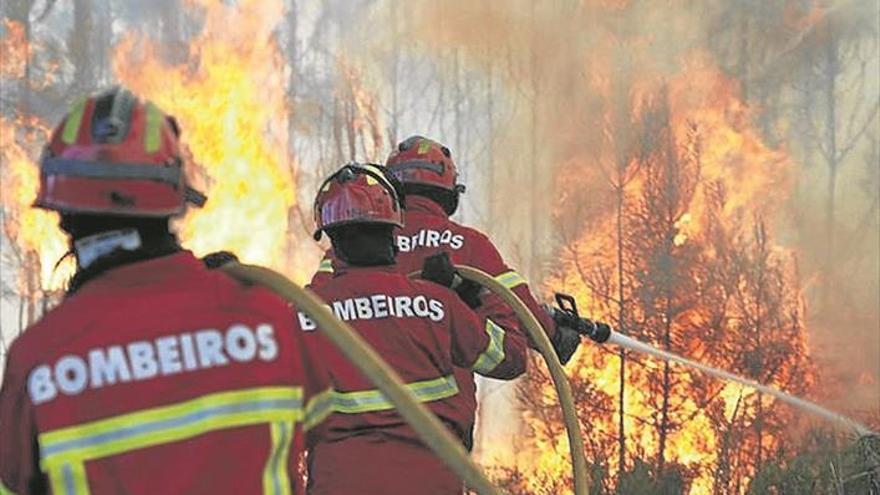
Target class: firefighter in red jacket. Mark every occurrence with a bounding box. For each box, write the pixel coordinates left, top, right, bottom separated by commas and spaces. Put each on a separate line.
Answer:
305, 163, 527, 495
312, 136, 582, 367
0, 87, 330, 495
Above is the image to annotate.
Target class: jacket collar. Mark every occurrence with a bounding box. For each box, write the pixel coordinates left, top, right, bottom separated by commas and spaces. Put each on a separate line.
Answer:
74, 251, 200, 293
330, 261, 399, 277
405, 195, 448, 218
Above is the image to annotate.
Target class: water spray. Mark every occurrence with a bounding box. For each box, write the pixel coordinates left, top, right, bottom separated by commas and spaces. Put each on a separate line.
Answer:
606, 331, 875, 437
553, 292, 876, 438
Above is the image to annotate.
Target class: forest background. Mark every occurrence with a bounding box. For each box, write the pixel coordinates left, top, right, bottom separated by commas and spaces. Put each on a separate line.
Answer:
1, 1, 878, 493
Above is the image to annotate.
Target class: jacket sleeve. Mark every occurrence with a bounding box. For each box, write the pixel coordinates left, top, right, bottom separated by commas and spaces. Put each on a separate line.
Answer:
445, 291, 528, 380
0, 351, 46, 495
466, 233, 558, 346
308, 249, 337, 288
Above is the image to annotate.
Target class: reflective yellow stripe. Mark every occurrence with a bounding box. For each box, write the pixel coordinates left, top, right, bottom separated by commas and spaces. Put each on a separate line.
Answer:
40, 387, 302, 454
417, 138, 433, 154
303, 388, 335, 431
46, 459, 90, 495
495, 271, 527, 290
317, 259, 334, 274
333, 375, 458, 414
0, 479, 19, 495
361, 164, 397, 194
61, 97, 88, 144
144, 102, 163, 152
262, 421, 293, 495
471, 319, 507, 374
39, 387, 303, 494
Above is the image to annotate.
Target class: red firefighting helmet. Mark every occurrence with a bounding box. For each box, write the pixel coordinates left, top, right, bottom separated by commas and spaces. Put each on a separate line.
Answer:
313, 163, 404, 240
385, 135, 465, 193
35, 86, 204, 217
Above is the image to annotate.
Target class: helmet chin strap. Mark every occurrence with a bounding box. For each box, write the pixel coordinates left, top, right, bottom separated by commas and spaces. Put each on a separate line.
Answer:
73, 229, 142, 269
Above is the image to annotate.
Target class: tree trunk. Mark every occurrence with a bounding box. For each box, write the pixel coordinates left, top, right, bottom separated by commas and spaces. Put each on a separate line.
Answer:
528, 2, 540, 283
754, 222, 767, 471
821, 26, 839, 312
616, 182, 627, 477
485, 50, 496, 227
70, 0, 96, 94
287, 0, 299, 161
657, 308, 673, 472
388, 1, 400, 146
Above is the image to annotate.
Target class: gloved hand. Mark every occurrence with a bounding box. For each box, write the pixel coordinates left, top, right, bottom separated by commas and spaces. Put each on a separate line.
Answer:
550, 324, 582, 365
421, 252, 457, 288
421, 252, 483, 309
202, 250, 239, 269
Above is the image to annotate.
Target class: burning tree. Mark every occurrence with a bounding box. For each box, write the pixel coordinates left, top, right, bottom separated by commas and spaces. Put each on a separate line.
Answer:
498, 62, 821, 494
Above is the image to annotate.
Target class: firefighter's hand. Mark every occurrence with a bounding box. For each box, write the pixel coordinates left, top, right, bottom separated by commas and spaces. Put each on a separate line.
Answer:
421, 253, 482, 309
550, 324, 581, 365
421, 252, 457, 287
203, 250, 239, 269
455, 279, 483, 309
544, 304, 583, 365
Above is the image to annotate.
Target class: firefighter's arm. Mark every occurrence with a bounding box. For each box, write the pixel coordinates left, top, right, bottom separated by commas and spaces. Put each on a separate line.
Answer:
446, 293, 528, 380
0, 354, 45, 495
469, 234, 582, 364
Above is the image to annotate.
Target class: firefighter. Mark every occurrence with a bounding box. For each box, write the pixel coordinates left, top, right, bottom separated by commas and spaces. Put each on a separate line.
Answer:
305, 163, 527, 495
0, 87, 330, 495
312, 137, 582, 361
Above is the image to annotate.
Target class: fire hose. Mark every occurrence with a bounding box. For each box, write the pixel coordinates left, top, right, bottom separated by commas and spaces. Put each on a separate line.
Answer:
220, 263, 504, 495
450, 266, 591, 495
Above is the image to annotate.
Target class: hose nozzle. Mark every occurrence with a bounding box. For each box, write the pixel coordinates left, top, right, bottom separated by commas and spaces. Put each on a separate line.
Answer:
554, 293, 612, 343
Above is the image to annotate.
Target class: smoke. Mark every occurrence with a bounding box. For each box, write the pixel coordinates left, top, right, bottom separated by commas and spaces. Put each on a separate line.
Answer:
384, 0, 880, 450
1, 0, 876, 456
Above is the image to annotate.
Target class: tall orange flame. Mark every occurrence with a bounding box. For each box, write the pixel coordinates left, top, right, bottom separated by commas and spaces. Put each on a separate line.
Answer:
521, 58, 813, 494
0, 19, 27, 79
0, 115, 73, 292
112, 0, 299, 276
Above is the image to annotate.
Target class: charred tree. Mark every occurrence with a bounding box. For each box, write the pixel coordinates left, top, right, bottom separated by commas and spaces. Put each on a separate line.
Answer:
791, 11, 879, 311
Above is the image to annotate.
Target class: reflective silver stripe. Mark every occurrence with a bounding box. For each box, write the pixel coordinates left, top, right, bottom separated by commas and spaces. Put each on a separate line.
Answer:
316, 259, 334, 274
41, 158, 182, 185
471, 319, 506, 374
304, 388, 335, 431
40, 387, 302, 495
387, 160, 445, 175
333, 375, 458, 414
495, 271, 527, 290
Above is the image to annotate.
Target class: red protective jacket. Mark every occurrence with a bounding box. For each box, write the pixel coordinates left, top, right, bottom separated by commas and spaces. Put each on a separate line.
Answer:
303, 265, 527, 495
0, 252, 330, 495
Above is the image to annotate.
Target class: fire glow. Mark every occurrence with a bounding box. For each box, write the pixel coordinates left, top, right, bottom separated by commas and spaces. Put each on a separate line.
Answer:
522, 58, 812, 494
1, 0, 300, 297
0, 115, 72, 292
112, 0, 297, 275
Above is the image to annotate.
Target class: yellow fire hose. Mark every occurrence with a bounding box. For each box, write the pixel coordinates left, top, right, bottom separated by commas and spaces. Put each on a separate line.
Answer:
451, 266, 590, 495
220, 263, 504, 495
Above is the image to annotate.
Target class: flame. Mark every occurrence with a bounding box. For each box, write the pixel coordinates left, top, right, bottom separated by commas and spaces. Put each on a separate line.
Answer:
0, 114, 73, 292
1, 0, 304, 302
0, 19, 27, 79
514, 58, 813, 494
112, 0, 298, 275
